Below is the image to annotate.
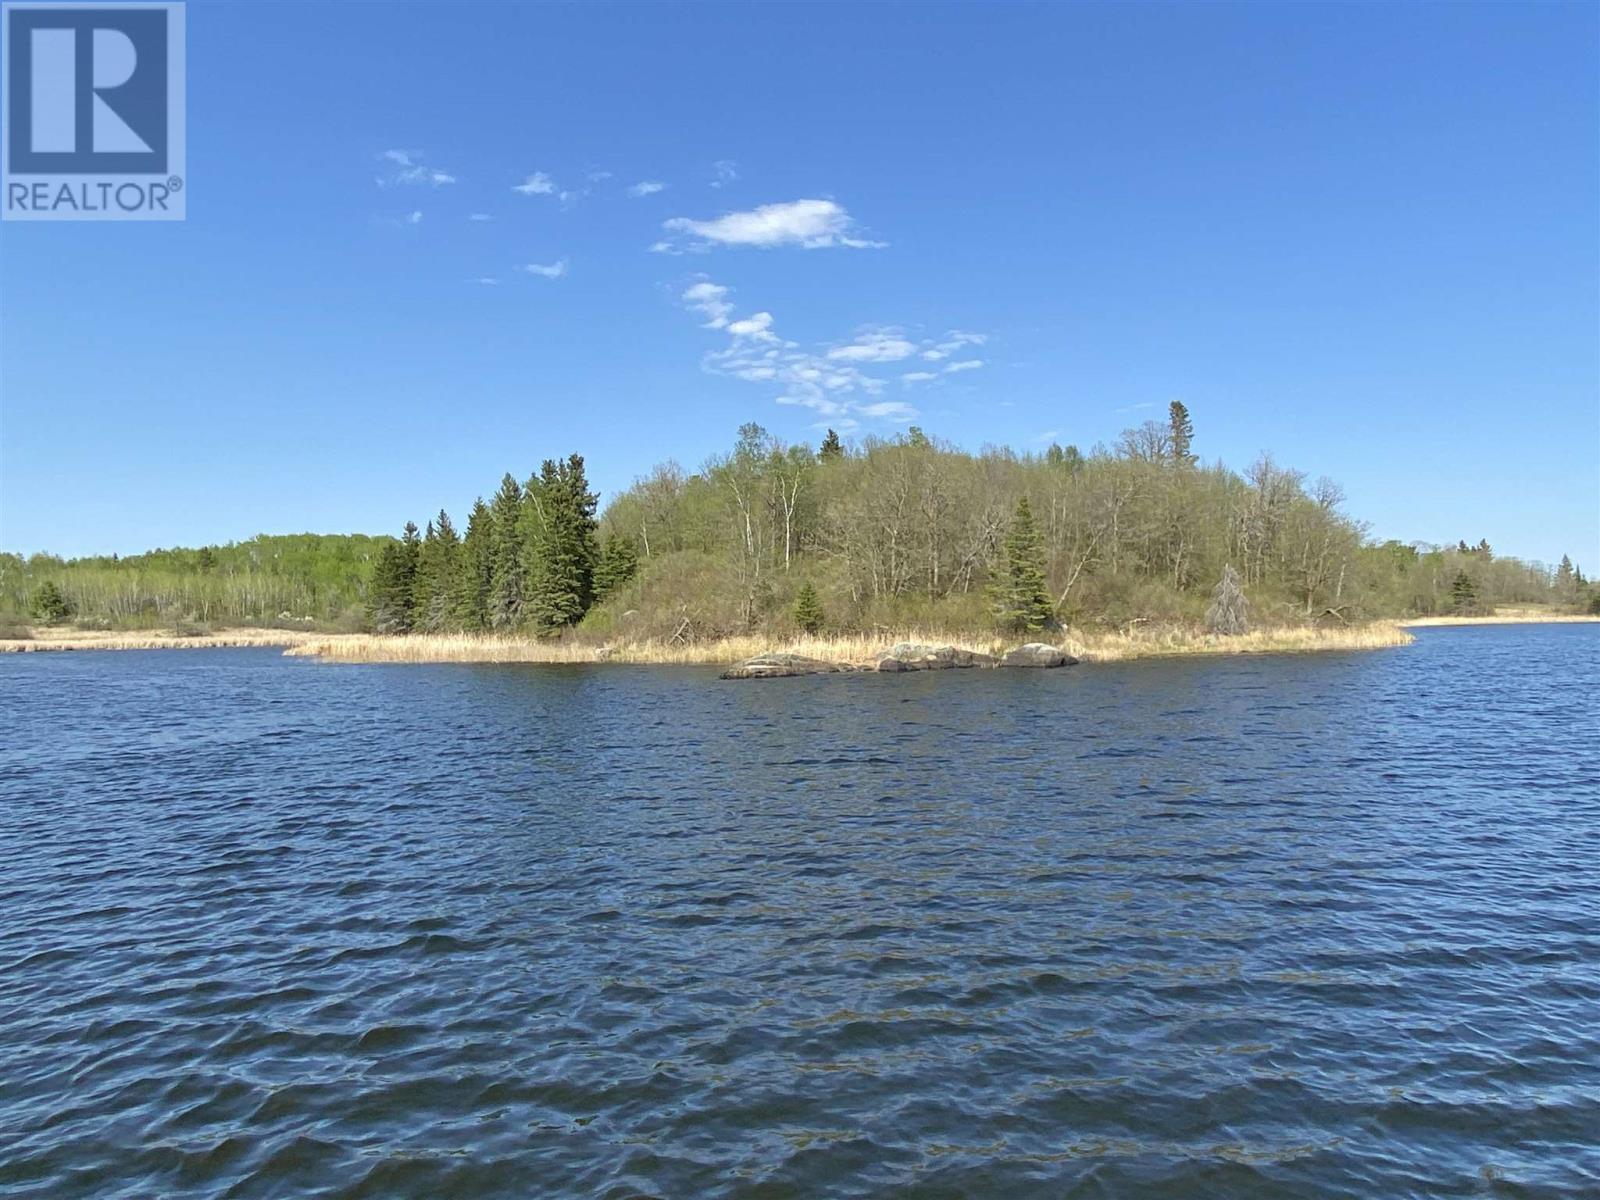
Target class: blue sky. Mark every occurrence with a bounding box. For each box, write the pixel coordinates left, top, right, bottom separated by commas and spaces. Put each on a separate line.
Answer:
2, 0, 1596, 567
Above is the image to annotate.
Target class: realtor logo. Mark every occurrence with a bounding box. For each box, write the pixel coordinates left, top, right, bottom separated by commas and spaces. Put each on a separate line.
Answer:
2, 1, 185, 220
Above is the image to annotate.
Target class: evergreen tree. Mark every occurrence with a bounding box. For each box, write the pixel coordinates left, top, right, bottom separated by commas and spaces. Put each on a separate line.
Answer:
819, 429, 844, 461
1555, 554, 1576, 597
30, 580, 71, 623
488, 474, 525, 629
593, 531, 640, 602
412, 511, 459, 631
993, 496, 1054, 633
526, 454, 599, 633
793, 580, 825, 633
196, 547, 215, 573
1205, 564, 1249, 635
1169, 400, 1195, 467
453, 499, 493, 631
1450, 569, 1478, 612
369, 523, 420, 633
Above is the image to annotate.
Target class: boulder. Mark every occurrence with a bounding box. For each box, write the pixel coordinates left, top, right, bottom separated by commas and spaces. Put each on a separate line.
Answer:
720, 652, 852, 679
998, 642, 1078, 668
876, 642, 997, 671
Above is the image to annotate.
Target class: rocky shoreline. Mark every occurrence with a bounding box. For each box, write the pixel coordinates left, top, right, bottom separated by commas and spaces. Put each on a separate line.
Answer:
719, 641, 1079, 679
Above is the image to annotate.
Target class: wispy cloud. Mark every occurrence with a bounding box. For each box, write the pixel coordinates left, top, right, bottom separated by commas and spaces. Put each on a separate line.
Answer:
709, 160, 738, 189
377, 149, 456, 188
900, 370, 939, 384
827, 329, 917, 363
467, 212, 493, 222
471, 277, 498, 285
657, 198, 885, 252
920, 331, 987, 361
678, 279, 919, 427
627, 180, 666, 197
512, 172, 557, 196
682, 279, 732, 328
521, 259, 568, 279
943, 359, 984, 374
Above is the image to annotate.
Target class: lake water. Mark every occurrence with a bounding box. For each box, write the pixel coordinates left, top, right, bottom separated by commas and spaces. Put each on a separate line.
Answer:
2, 625, 1597, 1197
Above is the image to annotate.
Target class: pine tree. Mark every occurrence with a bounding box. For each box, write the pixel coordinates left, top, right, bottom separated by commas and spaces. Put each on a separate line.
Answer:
488, 474, 525, 629
793, 580, 825, 633
31, 580, 71, 623
526, 454, 599, 634
453, 499, 493, 631
993, 496, 1054, 633
1169, 400, 1195, 467
819, 429, 844, 461
1450, 569, 1478, 612
1555, 554, 1576, 598
1206, 563, 1249, 634
593, 531, 639, 602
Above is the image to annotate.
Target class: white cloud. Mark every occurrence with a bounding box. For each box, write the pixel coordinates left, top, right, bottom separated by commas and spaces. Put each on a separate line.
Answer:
628, 180, 666, 197
858, 400, 918, 421
682, 280, 733, 328
944, 359, 984, 374
377, 149, 456, 188
726, 311, 776, 340
659, 198, 884, 251
521, 259, 568, 279
1033, 429, 1061, 443
405, 210, 423, 225
472, 277, 498, 285
512, 172, 557, 196
921, 331, 987, 361
900, 370, 939, 384
467, 212, 493, 222
828, 329, 917, 363
710, 160, 739, 188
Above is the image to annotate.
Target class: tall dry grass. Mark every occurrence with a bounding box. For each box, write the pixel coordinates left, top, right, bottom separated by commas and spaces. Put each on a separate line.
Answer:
284, 622, 1414, 666
0, 627, 331, 653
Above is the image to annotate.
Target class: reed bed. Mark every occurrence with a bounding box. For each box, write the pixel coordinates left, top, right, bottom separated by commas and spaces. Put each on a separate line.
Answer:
284, 621, 1414, 666
1399, 612, 1599, 627
0, 627, 332, 653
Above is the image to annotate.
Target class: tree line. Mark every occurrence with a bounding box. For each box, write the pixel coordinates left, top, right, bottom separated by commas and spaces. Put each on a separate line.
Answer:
5, 405, 1594, 634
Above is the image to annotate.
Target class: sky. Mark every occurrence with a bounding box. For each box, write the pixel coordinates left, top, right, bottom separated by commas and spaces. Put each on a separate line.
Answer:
1, 0, 1596, 567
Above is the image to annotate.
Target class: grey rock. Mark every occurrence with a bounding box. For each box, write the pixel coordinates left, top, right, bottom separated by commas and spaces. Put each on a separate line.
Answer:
876, 642, 997, 671
720, 652, 851, 680
998, 642, 1078, 668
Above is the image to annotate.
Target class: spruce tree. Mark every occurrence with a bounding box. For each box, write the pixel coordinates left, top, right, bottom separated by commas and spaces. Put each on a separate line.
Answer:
413, 511, 459, 631
526, 455, 599, 634
593, 531, 639, 602
1169, 400, 1195, 467
819, 429, 844, 461
31, 580, 71, 624
793, 580, 825, 633
993, 496, 1054, 633
453, 499, 493, 631
1450, 569, 1478, 613
488, 474, 525, 629
1206, 563, 1249, 635
368, 526, 420, 633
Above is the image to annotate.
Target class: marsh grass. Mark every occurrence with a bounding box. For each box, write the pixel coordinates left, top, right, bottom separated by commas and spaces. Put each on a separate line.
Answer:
0, 627, 328, 653
285, 622, 1415, 666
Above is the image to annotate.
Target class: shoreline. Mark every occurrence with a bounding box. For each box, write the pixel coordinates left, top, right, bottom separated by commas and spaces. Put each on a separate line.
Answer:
281, 622, 1416, 666
4, 612, 1592, 660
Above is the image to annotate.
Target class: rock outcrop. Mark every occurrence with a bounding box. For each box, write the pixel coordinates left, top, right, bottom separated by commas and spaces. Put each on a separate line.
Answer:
875, 642, 997, 672
720, 652, 854, 679
998, 642, 1078, 668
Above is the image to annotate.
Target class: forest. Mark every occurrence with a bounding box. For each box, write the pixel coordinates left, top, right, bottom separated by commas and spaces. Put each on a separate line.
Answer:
4, 404, 1595, 638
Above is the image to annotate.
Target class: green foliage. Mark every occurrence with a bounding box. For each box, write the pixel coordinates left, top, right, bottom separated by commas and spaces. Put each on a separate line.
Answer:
594, 531, 639, 602
453, 499, 493, 631
1169, 400, 1195, 467
488, 474, 525, 630
819, 429, 844, 460
993, 497, 1054, 633
526, 454, 599, 634
31, 580, 72, 623
1450, 569, 1478, 613
369, 523, 420, 633
793, 580, 825, 633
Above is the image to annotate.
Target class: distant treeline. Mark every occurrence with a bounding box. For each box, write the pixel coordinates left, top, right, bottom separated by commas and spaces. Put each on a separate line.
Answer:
0, 534, 388, 631
5, 405, 1595, 635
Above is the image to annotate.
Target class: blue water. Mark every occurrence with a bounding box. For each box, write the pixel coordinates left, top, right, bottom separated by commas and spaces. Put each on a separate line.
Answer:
2, 625, 1597, 1197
